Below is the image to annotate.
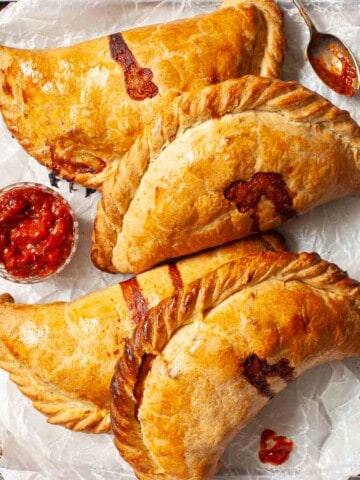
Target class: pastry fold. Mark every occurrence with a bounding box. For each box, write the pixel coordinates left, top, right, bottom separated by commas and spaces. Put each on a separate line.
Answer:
111, 250, 360, 480
92, 75, 360, 273
0, 0, 284, 188
0, 232, 284, 433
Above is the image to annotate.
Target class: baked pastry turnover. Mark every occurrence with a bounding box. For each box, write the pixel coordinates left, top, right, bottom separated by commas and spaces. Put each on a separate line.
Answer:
0, 233, 284, 433
0, 0, 284, 188
111, 250, 360, 480
92, 75, 360, 273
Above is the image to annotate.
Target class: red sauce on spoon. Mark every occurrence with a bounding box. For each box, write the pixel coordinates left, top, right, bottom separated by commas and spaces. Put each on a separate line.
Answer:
308, 37, 358, 97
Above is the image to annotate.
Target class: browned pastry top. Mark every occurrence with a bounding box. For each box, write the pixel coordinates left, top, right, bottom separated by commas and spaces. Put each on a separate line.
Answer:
111, 250, 360, 480
92, 75, 360, 273
0, 0, 284, 188
0, 233, 285, 433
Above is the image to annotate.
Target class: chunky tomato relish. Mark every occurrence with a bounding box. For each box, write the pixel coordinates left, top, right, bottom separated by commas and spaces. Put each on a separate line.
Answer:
259, 429, 293, 466
0, 184, 76, 279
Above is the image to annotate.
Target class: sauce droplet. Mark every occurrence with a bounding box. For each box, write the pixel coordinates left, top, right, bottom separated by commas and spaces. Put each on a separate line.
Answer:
259, 429, 293, 466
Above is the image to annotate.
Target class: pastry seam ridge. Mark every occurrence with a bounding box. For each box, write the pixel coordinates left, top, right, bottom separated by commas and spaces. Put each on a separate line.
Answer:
178, 77, 360, 146
98, 75, 360, 271
111, 251, 360, 477
0, 0, 285, 190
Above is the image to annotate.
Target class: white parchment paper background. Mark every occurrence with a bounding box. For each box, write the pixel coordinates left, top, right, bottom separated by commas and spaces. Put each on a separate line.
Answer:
0, 1, 359, 479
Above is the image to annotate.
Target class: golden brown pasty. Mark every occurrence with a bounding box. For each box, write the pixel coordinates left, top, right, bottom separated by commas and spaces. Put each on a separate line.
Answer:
0, 0, 284, 189
111, 250, 360, 480
0, 232, 284, 433
92, 75, 360, 274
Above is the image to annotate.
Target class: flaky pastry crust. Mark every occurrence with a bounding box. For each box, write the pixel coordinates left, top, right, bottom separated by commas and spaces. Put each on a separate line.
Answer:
111, 251, 360, 480
92, 75, 360, 273
0, 0, 284, 188
0, 233, 284, 433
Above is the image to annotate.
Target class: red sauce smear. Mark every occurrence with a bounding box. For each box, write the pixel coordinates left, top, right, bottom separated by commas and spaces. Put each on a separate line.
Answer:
49, 143, 106, 180
0, 186, 75, 278
120, 277, 149, 325
224, 172, 295, 233
51, 153, 106, 178
109, 33, 159, 101
259, 429, 293, 466
309, 43, 357, 96
243, 353, 294, 398
168, 262, 184, 290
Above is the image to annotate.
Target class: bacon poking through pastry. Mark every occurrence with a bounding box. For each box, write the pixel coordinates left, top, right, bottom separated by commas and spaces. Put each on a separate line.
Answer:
0, 0, 284, 189
0, 233, 285, 433
111, 251, 360, 480
92, 75, 360, 274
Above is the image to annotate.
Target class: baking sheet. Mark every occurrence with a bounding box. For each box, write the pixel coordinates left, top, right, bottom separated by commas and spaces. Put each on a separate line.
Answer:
0, 0, 360, 479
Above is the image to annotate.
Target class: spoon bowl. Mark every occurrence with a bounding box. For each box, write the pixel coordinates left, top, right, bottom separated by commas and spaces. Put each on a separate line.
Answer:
293, 0, 360, 97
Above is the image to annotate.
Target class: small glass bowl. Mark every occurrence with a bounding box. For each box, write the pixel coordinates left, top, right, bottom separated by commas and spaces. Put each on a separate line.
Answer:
0, 182, 79, 284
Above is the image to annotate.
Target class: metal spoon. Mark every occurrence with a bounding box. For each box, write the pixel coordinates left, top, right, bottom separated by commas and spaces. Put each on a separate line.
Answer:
292, 0, 360, 97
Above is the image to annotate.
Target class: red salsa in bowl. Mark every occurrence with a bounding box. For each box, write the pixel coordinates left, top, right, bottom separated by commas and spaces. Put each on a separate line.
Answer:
0, 183, 78, 283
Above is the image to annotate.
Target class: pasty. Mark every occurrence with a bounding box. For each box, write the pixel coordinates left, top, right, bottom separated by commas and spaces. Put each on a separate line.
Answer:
0, 232, 284, 433
111, 250, 360, 480
92, 75, 360, 273
0, 0, 284, 188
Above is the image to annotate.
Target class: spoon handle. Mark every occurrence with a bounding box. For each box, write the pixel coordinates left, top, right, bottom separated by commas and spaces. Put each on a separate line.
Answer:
292, 0, 318, 34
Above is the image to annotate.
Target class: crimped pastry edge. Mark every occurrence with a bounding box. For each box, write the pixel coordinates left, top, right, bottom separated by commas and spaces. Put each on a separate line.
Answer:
221, 0, 285, 78
0, 295, 111, 433
0, 0, 284, 190
93, 75, 360, 272
111, 250, 360, 478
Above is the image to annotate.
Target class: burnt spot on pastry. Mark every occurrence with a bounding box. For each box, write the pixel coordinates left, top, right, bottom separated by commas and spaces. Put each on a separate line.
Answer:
48, 171, 60, 188
85, 188, 96, 198
109, 33, 159, 101
168, 263, 184, 290
121, 277, 149, 325
134, 353, 156, 420
243, 353, 294, 398
224, 172, 295, 232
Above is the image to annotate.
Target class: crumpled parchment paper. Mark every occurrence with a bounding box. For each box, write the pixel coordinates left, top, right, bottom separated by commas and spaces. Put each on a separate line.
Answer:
0, 1, 359, 479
